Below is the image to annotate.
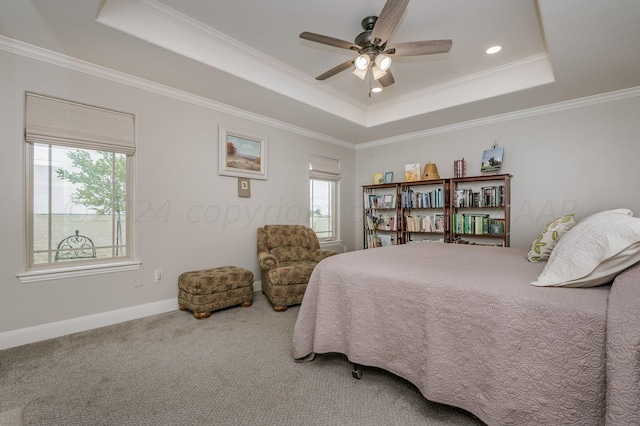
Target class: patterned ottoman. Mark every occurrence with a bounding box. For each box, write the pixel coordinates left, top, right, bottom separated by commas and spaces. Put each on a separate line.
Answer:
178, 266, 254, 319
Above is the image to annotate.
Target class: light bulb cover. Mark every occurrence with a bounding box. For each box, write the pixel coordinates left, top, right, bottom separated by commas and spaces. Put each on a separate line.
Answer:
375, 54, 392, 71
371, 86, 382, 93
353, 67, 368, 80
354, 54, 370, 70
371, 65, 387, 81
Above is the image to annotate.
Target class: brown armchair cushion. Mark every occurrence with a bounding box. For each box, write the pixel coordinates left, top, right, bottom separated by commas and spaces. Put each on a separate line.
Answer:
257, 224, 338, 311
267, 261, 317, 286
261, 225, 320, 262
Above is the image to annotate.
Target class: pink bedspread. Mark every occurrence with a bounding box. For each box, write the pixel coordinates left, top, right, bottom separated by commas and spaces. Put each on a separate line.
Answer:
293, 243, 640, 425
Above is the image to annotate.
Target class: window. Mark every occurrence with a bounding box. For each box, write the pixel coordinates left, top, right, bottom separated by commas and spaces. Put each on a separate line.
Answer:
24, 93, 135, 272
309, 154, 340, 242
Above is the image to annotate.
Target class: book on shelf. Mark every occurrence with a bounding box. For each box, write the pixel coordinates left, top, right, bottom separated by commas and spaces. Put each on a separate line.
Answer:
401, 187, 444, 208
451, 213, 504, 235
365, 193, 397, 209
434, 213, 445, 231
379, 234, 393, 247
365, 213, 397, 231
404, 213, 445, 233
366, 234, 381, 248
453, 185, 505, 208
366, 234, 395, 248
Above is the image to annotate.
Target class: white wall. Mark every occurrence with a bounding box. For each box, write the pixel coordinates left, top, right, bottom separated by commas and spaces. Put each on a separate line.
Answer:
0, 49, 354, 343
2, 43, 639, 348
355, 93, 640, 250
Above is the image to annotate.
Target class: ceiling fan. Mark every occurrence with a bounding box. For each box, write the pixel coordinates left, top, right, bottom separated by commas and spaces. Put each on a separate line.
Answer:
299, 0, 452, 90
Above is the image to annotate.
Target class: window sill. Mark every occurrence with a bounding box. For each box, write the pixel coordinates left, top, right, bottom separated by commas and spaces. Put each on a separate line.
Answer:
319, 239, 341, 245
17, 260, 142, 284
319, 240, 344, 252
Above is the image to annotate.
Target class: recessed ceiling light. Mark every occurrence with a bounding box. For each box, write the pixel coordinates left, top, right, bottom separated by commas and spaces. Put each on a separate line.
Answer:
486, 46, 502, 55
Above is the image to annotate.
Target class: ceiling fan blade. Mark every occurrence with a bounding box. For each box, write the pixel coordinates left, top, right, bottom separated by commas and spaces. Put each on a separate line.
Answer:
370, 0, 410, 46
316, 59, 355, 80
386, 40, 452, 56
300, 32, 361, 51
377, 70, 395, 87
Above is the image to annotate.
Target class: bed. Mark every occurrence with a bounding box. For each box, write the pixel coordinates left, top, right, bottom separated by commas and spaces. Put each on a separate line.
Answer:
292, 242, 640, 426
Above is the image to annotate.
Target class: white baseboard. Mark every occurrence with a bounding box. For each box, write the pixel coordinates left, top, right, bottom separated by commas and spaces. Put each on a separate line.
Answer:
0, 298, 179, 351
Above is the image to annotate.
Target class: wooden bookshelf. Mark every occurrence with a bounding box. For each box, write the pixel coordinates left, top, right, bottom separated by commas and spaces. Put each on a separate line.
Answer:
449, 174, 511, 247
362, 183, 401, 249
400, 179, 450, 244
362, 174, 511, 249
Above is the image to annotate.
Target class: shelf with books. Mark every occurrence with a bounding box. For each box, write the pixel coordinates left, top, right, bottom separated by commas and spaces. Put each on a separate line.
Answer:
363, 183, 402, 249
449, 174, 511, 247
400, 179, 450, 243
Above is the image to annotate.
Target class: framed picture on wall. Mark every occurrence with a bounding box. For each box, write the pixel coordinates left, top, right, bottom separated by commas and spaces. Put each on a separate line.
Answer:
481, 147, 504, 174
219, 126, 268, 180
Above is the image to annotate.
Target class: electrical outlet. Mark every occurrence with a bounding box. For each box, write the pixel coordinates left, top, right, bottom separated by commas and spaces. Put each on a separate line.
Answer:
154, 269, 163, 282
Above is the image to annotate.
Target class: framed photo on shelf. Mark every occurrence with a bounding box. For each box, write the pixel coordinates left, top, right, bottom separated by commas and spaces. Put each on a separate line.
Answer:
373, 173, 385, 184
404, 163, 420, 182
434, 213, 445, 232
384, 171, 393, 183
481, 147, 503, 174
219, 126, 268, 180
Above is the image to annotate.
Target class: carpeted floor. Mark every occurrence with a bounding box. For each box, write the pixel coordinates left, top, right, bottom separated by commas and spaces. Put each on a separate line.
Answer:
0, 293, 485, 425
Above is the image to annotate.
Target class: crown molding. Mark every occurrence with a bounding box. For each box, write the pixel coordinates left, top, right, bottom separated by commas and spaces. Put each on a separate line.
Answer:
3, 34, 638, 152
366, 53, 555, 127
357, 85, 640, 150
125, 0, 365, 111
96, 0, 367, 126
0, 35, 355, 149
96, 0, 557, 129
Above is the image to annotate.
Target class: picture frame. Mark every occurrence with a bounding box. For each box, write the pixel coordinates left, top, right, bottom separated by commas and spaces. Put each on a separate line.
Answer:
219, 126, 267, 180
481, 147, 504, 174
384, 171, 393, 183
433, 213, 445, 232
373, 173, 385, 184
404, 163, 420, 182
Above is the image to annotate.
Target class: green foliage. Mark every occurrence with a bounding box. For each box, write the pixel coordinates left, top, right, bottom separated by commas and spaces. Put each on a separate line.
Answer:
56, 150, 126, 215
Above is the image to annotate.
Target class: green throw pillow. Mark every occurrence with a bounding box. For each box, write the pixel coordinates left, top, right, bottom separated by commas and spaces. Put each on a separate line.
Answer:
527, 214, 576, 262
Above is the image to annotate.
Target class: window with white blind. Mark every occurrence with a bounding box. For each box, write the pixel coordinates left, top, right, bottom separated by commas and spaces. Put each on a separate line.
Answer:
309, 154, 340, 242
23, 93, 136, 276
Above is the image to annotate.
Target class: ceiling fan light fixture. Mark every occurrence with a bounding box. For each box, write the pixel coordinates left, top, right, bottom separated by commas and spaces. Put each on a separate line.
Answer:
486, 45, 502, 55
371, 65, 387, 81
375, 54, 392, 71
300, 0, 452, 90
353, 67, 368, 80
354, 54, 371, 70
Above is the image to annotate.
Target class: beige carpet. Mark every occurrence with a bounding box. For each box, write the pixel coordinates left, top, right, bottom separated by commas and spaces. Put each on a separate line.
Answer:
0, 408, 23, 426
0, 293, 484, 425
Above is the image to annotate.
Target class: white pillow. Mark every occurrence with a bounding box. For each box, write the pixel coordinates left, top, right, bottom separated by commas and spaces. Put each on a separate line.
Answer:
531, 209, 640, 287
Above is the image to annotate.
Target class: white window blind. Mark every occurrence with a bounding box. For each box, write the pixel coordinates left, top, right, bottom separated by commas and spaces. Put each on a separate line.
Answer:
25, 93, 135, 155
309, 154, 340, 181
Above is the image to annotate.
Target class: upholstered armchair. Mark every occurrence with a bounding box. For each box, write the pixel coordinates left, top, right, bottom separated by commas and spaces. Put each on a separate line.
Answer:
257, 225, 339, 311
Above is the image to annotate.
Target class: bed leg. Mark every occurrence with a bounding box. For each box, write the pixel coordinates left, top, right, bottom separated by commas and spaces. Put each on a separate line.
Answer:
351, 363, 362, 379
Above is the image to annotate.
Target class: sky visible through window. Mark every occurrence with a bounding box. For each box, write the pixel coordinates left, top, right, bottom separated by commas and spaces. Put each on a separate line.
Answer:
34, 145, 101, 215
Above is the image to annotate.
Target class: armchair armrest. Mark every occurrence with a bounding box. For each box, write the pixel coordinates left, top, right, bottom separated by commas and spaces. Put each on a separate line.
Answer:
314, 249, 338, 263
258, 252, 279, 270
